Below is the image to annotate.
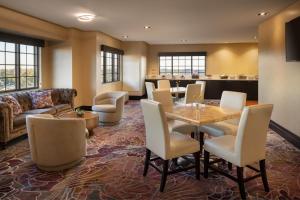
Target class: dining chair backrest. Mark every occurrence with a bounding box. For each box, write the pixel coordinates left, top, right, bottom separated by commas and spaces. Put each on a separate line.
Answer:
145, 82, 156, 100
195, 81, 206, 103
234, 104, 273, 166
158, 80, 171, 90
184, 84, 202, 104
152, 90, 174, 112
141, 99, 170, 159
220, 91, 247, 111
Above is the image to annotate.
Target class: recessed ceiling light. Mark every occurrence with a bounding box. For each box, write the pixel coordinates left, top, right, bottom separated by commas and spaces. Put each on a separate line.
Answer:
77, 14, 95, 22
258, 12, 269, 16
144, 25, 152, 29
122, 35, 128, 39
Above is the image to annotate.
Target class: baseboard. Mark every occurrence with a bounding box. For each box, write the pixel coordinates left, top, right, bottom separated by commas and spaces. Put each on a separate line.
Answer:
129, 95, 146, 100
77, 106, 92, 111
269, 120, 300, 149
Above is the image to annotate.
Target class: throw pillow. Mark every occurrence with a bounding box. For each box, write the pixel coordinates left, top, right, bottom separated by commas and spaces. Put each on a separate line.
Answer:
1, 95, 23, 117
30, 90, 54, 109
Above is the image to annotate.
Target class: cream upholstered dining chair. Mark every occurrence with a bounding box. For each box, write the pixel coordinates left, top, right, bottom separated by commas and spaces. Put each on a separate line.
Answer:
195, 81, 206, 103
183, 84, 202, 104
92, 91, 125, 123
199, 91, 247, 137
145, 82, 156, 100
203, 104, 273, 199
152, 90, 198, 137
141, 100, 200, 192
26, 114, 87, 171
157, 80, 171, 90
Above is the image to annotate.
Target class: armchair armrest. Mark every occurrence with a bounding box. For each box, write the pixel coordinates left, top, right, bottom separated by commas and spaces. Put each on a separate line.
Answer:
0, 102, 13, 143
52, 88, 77, 108
93, 93, 114, 105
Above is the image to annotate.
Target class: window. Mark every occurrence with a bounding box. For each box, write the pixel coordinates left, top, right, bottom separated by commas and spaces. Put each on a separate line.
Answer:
100, 45, 124, 83
159, 52, 207, 76
0, 32, 44, 92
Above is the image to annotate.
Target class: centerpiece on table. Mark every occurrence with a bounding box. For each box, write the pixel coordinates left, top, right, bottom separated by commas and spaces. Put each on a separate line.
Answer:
75, 108, 85, 117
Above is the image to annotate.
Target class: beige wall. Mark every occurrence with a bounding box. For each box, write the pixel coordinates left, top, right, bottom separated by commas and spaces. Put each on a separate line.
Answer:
258, 1, 300, 136
122, 41, 148, 96
148, 43, 258, 76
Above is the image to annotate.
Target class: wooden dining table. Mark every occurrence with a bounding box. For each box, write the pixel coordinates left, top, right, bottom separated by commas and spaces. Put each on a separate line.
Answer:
165, 103, 241, 126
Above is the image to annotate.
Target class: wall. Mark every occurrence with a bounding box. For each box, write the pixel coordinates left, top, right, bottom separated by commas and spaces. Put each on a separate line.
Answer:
148, 43, 258, 76
122, 41, 148, 96
258, 1, 300, 136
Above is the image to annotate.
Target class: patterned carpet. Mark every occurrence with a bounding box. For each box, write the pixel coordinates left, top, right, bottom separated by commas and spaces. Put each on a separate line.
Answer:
0, 100, 300, 200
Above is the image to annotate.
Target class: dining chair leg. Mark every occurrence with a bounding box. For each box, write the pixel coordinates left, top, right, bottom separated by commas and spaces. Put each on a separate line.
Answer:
160, 160, 169, 192
237, 166, 246, 199
259, 159, 270, 192
143, 149, 151, 176
191, 132, 195, 138
228, 162, 233, 171
199, 132, 204, 155
193, 151, 200, 180
204, 150, 210, 178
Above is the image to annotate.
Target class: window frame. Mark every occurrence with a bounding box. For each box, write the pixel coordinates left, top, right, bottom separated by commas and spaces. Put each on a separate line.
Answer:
0, 42, 40, 93
101, 45, 124, 84
158, 52, 207, 76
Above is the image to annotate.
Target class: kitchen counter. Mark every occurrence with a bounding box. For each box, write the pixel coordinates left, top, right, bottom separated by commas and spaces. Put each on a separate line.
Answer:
145, 77, 258, 100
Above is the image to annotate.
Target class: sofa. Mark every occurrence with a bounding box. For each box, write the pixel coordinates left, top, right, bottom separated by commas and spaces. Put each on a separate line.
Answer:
0, 88, 77, 149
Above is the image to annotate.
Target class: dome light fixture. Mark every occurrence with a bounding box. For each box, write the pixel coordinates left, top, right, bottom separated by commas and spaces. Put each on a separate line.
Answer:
144, 25, 152, 29
258, 12, 269, 16
77, 14, 95, 22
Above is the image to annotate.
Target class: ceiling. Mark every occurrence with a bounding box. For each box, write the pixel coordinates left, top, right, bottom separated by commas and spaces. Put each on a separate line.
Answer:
0, 0, 296, 44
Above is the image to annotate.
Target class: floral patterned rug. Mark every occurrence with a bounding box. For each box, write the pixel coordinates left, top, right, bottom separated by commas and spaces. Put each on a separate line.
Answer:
0, 100, 299, 200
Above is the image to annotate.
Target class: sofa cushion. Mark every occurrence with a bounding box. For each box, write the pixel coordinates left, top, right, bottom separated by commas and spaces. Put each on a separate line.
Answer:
92, 105, 116, 113
24, 107, 56, 115
1, 95, 23, 117
13, 114, 27, 128
12, 92, 32, 111
29, 90, 54, 109
54, 104, 72, 113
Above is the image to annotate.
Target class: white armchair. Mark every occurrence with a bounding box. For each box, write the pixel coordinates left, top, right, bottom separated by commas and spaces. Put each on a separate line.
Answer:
157, 80, 171, 90
26, 114, 87, 171
145, 82, 156, 100
141, 100, 200, 192
199, 91, 247, 137
203, 104, 273, 199
152, 90, 198, 136
92, 91, 125, 123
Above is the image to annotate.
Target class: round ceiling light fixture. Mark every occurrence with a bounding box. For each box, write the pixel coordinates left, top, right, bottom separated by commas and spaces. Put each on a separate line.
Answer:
77, 14, 95, 22
257, 12, 269, 16
144, 25, 152, 29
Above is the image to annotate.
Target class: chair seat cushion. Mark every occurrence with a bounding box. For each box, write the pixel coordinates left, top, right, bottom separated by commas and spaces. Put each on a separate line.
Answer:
168, 132, 200, 159
24, 107, 56, 115
204, 135, 238, 165
168, 120, 197, 135
199, 121, 238, 137
92, 105, 116, 113
54, 104, 72, 113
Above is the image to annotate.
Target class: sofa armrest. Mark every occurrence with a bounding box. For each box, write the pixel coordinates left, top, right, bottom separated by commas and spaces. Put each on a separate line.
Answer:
0, 102, 13, 143
52, 88, 77, 108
